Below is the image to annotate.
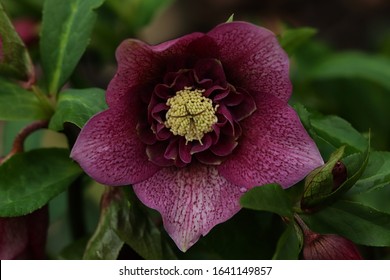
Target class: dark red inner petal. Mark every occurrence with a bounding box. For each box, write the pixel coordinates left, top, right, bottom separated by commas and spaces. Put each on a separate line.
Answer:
137, 57, 256, 167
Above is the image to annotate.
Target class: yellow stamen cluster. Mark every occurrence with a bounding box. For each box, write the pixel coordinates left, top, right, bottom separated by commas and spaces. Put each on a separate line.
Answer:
165, 87, 218, 144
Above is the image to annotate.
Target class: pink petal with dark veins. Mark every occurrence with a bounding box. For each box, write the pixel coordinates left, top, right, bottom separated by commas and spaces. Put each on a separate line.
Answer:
208, 21, 292, 103
71, 109, 160, 185
218, 93, 323, 189
133, 164, 245, 252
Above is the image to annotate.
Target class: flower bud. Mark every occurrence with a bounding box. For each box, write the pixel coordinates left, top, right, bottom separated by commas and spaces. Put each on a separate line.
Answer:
0, 206, 48, 259
303, 230, 362, 260
332, 160, 347, 190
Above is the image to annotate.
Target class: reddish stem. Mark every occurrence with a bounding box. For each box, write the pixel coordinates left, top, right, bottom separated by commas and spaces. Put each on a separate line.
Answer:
0, 120, 48, 164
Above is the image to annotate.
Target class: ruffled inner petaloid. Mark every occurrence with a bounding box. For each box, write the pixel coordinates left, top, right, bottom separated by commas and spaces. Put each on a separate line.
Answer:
137, 58, 256, 167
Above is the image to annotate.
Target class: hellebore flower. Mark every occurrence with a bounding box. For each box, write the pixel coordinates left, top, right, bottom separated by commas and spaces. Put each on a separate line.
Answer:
71, 21, 323, 251
0, 206, 48, 259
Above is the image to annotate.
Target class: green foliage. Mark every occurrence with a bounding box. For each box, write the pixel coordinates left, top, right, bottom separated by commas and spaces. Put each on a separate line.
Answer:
106, 0, 172, 33
40, 0, 105, 94
303, 200, 390, 246
279, 27, 317, 56
308, 52, 390, 91
49, 88, 107, 130
0, 148, 82, 217
0, 3, 34, 81
0, 79, 51, 120
240, 184, 294, 218
272, 222, 302, 260
83, 187, 124, 260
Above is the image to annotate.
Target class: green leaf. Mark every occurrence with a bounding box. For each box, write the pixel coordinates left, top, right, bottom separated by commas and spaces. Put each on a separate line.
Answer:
0, 148, 82, 217
106, 0, 173, 33
116, 188, 176, 260
83, 187, 124, 260
240, 184, 294, 218
272, 222, 302, 260
308, 52, 390, 91
294, 104, 368, 158
279, 27, 317, 56
303, 200, 390, 246
40, 0, 105, 94
301, 146, 345, 208
0, 2, 34, 81
49, 88, 107, 130
348, 151, 390, 195
0, 80, 50, 121
226, 14, 234, 23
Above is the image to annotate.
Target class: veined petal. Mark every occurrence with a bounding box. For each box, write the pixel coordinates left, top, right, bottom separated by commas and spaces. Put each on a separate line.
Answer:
208, 21, 292, 103
71, 109, 160, 185
218, 93, 323, 189
132, 164, 245, 252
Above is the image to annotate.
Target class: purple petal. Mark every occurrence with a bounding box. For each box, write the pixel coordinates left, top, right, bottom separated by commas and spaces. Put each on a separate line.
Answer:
132, 164, 244, 252
208, 21, 292, 103
107, 33, 205, 107
218, 93, 324, 189
71, 109, 160, 185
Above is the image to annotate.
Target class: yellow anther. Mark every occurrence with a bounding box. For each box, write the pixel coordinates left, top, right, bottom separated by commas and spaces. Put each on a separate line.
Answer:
165, 87, 218, 144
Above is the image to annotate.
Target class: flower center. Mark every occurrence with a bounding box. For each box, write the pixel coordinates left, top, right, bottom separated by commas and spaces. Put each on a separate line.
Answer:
165, 87, 218, 144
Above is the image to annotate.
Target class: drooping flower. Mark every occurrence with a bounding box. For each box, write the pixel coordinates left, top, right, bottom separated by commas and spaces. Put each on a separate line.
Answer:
303, 231, 363, 260
71, 21, 323, 251
0, 206, 48, 259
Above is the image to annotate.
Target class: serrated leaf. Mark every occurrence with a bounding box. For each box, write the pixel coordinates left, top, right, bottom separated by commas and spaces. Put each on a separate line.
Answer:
279, 27, 317, 56
240, 184, 294, 218
303, 200, 390, 246
0, 79, 50, 121
308, 52, 390, 91
272, 222, 302, 260
0, 148, 82, 217
0, 2, 34, 81
40, 0, 105, 94
301, 146, 345, 207
83, 187, 124, 260
49, 88, 107, 130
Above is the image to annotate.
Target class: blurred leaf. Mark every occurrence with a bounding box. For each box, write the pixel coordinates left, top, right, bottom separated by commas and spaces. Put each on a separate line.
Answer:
301, 146, 345, 208
114, 187, 176, 260
0, 148, 82, 217
272, 222, 302, 260
83, 187, 124, 260
0, 2, 34, 81
240, 184, 294, 218
40, 0, 105, 94
49, 88, 107, 130
59, 237, 89, 260
106, 0, 173, 33
303, 200, 390, 246
185, 210, 281, 260
347, 151, 390, 195
279, 27, 317, 56
0, 79, 50, 121
308, 52, 390, 91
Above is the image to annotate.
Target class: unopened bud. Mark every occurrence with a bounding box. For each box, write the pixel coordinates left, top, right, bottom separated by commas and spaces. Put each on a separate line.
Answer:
303, 230, 362, 260
332, 161, 347, 190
